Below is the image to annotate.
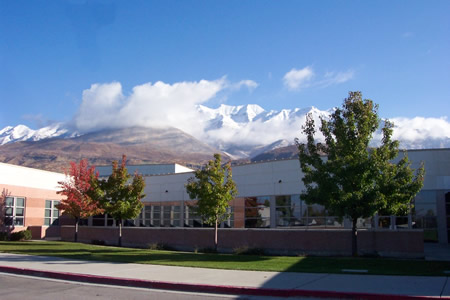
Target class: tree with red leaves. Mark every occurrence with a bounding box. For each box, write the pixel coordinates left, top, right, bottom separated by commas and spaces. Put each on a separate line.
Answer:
56, 159, 103, 242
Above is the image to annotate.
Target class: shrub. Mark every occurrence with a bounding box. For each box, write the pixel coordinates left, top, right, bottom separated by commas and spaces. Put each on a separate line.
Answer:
197, 247, 218, 254
91, 239, 105, 245
233, 246, 265, 256
147, 242, 174, 251
22, 230, 32, 240
0, 232, 9, 241
9, 230, 32, 241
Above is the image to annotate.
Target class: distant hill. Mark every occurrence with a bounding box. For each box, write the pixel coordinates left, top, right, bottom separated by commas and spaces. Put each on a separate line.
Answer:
1, 103, 449, 171
0, 127, 224, 172
250, 144, 299, 162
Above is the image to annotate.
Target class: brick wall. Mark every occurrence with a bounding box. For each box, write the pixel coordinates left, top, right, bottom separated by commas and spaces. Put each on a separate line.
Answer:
61, 226, 423, 258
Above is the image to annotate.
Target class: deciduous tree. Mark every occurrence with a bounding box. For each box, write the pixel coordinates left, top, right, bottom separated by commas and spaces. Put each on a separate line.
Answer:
296, 91, 424, 256
56, 159, 103, 242
92, 155, 145, 247
186, 153, 237, 251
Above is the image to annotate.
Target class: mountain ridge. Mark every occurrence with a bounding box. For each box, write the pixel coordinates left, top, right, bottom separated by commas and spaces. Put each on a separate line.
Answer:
1, 104, 449, 170
0, 126, 224, 172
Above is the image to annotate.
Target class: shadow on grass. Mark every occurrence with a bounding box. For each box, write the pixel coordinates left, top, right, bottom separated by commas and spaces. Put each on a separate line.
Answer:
0, 241, 274, 268
1, 241, 450, 276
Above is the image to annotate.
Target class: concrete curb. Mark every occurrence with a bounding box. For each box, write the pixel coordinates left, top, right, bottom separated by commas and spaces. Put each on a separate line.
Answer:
0, 265, 445, 299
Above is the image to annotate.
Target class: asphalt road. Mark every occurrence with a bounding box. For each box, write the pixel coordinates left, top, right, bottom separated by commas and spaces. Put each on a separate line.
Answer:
0, 273, 324, 300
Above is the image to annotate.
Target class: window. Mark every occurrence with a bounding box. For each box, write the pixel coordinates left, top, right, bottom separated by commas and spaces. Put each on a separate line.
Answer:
44, 200, 60, 226
222, 207, 234, 228
245, 196, 270, 228
92, 214, 114, 226
138, 205, 165, 227
276, 195, 301, 227
184, 205, 203, 227
4, 196, 25, 226
275, 195, 331, 227
139, 205, 153, 227
152, 206, 161, 226
161, 205, 181, 227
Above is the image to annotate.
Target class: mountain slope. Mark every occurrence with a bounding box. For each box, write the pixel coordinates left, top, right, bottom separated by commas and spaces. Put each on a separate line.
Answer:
197, 104, 331, 158
0, 127, 223, 172
1, 104, 449, 168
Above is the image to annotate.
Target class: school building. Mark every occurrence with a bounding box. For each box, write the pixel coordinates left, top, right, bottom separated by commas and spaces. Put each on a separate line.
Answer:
1, 148, 449, 255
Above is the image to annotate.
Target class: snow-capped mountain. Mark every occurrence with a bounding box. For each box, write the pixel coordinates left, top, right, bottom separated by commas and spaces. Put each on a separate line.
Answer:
0, 123, 76, 145
196, 104, 332, 158
1, 104, 449, 160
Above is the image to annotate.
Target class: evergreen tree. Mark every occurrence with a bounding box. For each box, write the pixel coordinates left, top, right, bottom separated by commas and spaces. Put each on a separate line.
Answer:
186, 154, 237, 251
92, 155, 145, 247
296, 91, 424, 256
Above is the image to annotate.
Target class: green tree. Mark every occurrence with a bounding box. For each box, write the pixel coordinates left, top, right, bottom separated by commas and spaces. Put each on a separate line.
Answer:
186, 153, 237, 251
296, 91, 424, 256
57, 159, 104, 242
92, 155, 145, 247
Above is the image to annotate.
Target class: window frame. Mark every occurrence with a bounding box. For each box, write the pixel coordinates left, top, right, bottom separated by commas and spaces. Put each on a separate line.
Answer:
44, 200, 60, 226
4, 196, 26, 227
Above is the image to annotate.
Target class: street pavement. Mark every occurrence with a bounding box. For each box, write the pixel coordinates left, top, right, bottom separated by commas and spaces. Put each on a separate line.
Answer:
0, 252, 449, 299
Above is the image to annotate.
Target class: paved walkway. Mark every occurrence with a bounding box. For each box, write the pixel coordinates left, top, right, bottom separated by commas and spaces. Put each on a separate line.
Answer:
0, 253, 449, 299
424, 243, 450, 262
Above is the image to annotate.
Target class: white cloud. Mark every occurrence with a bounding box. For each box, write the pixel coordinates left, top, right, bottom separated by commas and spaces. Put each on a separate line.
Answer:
75, 82, 124, 132
370, 116, 450, 149
320, 70, 354, 87
231, 79, 259, 91
72, 78, 450, 156
391, 117, 450, 142
73, 78, 242, 137
283, 67, 354, 91
283, 66, 315, 90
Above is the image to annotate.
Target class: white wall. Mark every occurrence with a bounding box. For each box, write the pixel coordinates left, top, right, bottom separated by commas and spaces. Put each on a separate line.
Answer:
142, 159, 305, 203
404, 149, 450, 190
141, 149, 450, 204
0, 162, 66, 191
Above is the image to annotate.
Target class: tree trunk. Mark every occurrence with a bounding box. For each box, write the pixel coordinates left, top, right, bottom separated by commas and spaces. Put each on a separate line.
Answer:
74, 217, 79, 243
214, 219, 218, 252
352, 217, 358, 257
118, 220, 122, 247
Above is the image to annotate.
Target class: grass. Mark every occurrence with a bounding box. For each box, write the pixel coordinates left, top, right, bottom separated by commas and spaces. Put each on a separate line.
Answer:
1, 241, 449, 277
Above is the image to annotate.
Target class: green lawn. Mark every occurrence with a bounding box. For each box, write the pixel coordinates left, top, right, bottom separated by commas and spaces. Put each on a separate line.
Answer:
0, 241, 449, 277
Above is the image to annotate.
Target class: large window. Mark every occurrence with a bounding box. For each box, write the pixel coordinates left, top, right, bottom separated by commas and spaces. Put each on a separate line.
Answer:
44, 200, 60, 226
139, 204, 181, 227
139, 205, 153, 227
4, 196, 25, 226
153, 206, 161, 226
161, 205, 180, 227
223, 207, 234, 228
276, 195, 302, 227
412, 191, 438, 242
92, 214, 114, 226
184, 205, 203, 227
275, 195, 335, 228
245, 196, 270, 228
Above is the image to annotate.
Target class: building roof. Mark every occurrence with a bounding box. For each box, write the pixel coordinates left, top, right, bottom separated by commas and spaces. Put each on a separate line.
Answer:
95, 163, 194, 177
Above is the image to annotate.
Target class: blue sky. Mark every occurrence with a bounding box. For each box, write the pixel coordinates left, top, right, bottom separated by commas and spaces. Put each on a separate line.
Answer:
1, 0, 449, 130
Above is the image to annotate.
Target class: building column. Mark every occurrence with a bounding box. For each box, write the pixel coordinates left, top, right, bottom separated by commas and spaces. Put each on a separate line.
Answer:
374, 214, 379, 229
270, 196, 276, 228
390, 215, 396, 230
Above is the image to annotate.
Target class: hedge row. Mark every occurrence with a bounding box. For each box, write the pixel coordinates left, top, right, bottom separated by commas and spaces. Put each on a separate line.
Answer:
0, 230, 32, 241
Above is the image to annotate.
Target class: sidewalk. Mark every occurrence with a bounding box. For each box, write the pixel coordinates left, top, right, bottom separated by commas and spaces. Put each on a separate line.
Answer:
0, 252, 449, 299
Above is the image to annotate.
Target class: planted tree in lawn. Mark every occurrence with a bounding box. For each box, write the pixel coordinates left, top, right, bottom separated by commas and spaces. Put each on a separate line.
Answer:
186, 153, 237, 251
296, 91, 424, 257
56, 159, 103, 242
92, 155, 145, 247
